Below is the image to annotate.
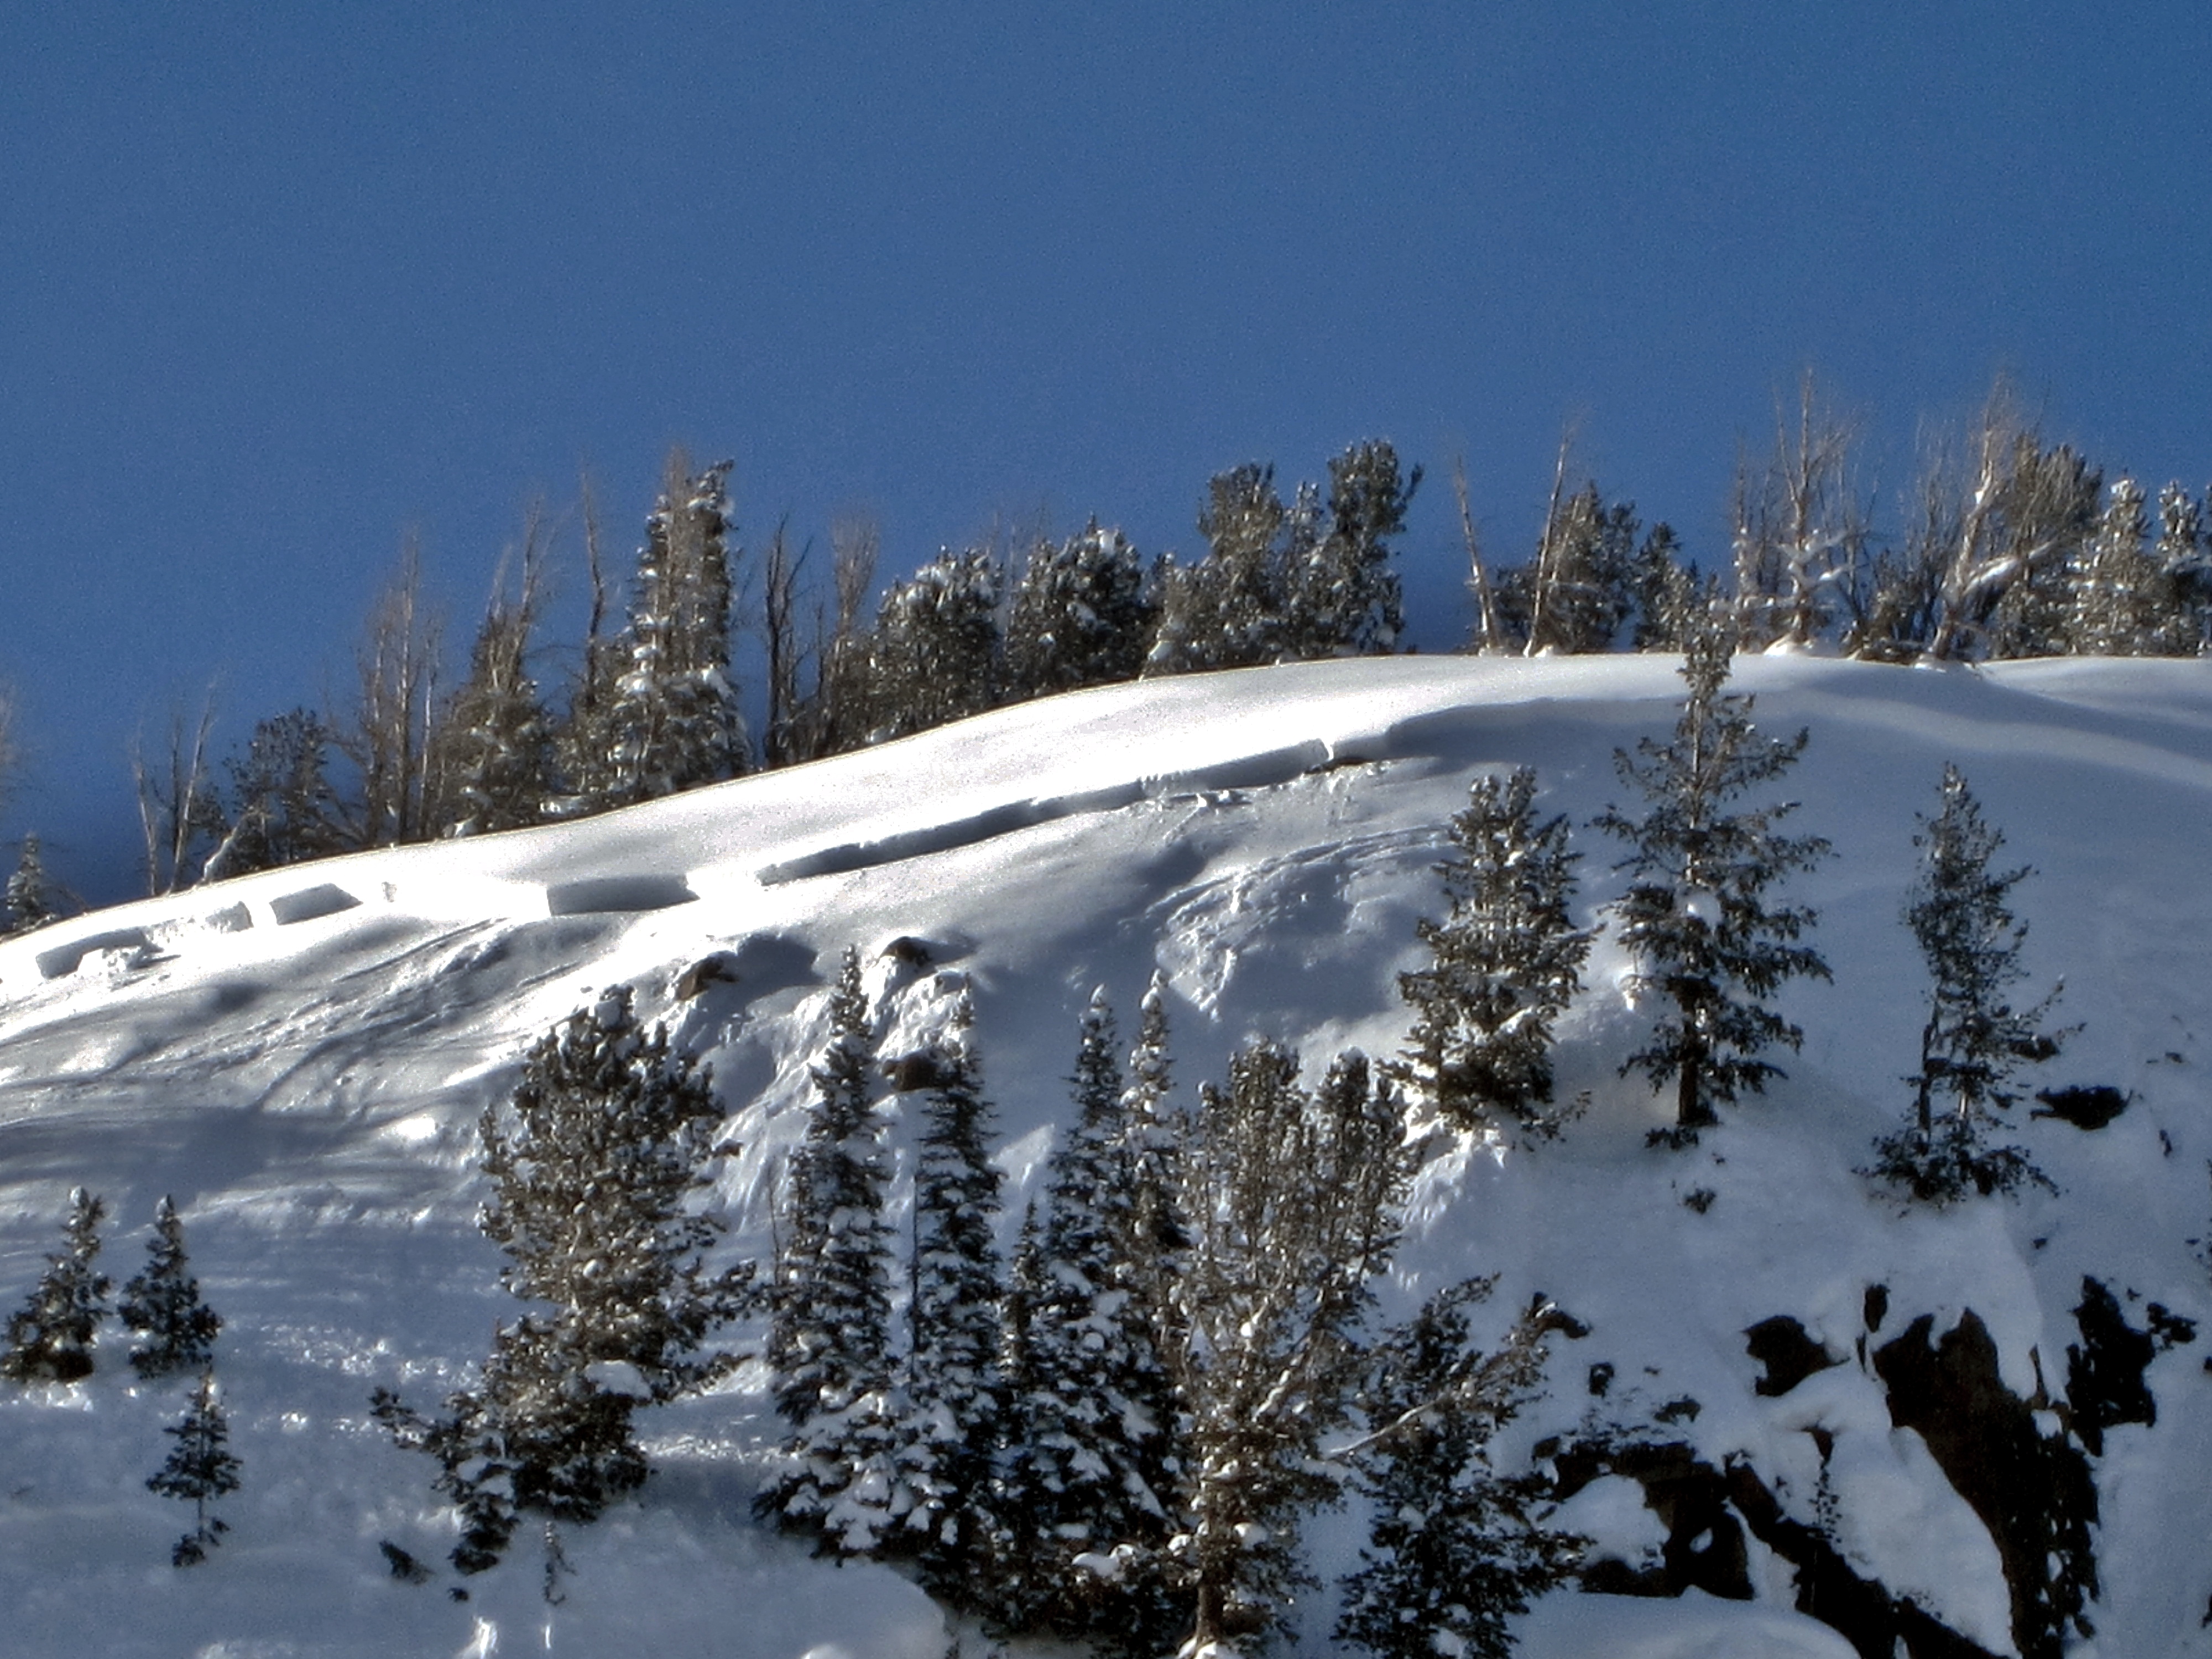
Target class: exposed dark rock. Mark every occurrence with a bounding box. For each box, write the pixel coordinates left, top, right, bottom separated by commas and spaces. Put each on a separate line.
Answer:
1552, 1440, 1751, 1602
1874, 1311, 2098, 1659
1587, 1361, 1614, 1397
2065, 1276, 2156, 1455
1745, 1315, 1841, 1397
674, 952, 741, 999
2031, 1084, 2129, 1130
1652, 1396, 1701, 1424
1724, 1461, 2001, 1659
1864, 1284, 1890, 1333
883, 1050, 956, 1093
1551, 1433, 1997, 1659
2147, 1302, 2196, 1350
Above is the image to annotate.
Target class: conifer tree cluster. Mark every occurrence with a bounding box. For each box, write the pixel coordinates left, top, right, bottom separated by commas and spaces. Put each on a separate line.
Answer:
58, 367, 2212, 913
750, 950, 1574, 1658
2, 1191, 240, 1567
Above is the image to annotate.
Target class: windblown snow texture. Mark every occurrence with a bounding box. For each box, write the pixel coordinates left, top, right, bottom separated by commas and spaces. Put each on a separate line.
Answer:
0, 654, 2209, 1655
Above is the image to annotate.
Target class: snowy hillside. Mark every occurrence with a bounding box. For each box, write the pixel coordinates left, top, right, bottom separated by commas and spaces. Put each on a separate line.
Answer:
3, 652, 2211, 1658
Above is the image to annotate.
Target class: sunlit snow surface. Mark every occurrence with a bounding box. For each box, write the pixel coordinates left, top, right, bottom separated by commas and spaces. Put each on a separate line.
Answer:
3, 654, 2211, 1656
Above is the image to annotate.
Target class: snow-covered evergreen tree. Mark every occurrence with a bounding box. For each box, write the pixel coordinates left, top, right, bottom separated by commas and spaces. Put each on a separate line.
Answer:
571, 455, 748, 810
1287, 440, 1418, 658
899, 988, 1007, 1589
1869, 765, 2063, 1202
761, 948, 913, 1554
118, 1196, 222, 1381
1149, 462, 1292, 675
1397, 766, 1594, 1141
1629, 523, 1702, 653
1166, 1046, 1413, 1656
2, 1187, 109, 1385
149, 1369, 242, 1567
1337, 1281, 1582, 1659
203, 708, 344, 880
1595, 625, 1832, 1143
437, 544, 555, 835
1003, 522, 1157, 699
1506, 482, 1640, 654
2067, 477, 2187, 657
373, 988, 749, 1581
863, 546, 1003, 740
2157, 481, 2212, 652
997, 990, 1178, 1648
4, 832, 60, 933
1118, 972, 1185, 1368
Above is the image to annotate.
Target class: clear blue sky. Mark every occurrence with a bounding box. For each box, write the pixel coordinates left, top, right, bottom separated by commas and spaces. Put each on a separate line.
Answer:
7, 2, 2209, 902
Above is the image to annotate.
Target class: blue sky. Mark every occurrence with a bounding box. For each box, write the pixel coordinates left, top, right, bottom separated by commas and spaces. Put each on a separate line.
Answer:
6, 3, 2209, 902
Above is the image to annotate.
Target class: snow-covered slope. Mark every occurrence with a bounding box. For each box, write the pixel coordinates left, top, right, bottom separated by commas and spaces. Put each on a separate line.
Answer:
3, 653, 2210, 1658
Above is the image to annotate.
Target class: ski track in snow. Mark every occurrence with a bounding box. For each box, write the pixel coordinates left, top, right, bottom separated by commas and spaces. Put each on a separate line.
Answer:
0, 654, 2208, 1654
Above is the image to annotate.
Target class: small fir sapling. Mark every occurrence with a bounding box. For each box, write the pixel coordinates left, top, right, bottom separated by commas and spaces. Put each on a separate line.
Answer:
373, 987, 749, 1587
119, 1195, 223, 1380
149, 1369, 242, 1566
2, 1187, 111, 1385
1869, 764, 2065, 1201
1594, 623, 1832, 1145
1396, 764, 1594, 1141
4, 832, 60, 933
1337, 1281, 1583, 1659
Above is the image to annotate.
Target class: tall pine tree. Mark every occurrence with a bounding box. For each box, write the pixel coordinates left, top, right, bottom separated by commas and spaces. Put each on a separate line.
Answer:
862, 546, 1004, 740
761, 948, 914, 1554
4, 833, 59, 933
570, 455, 748, 810
1869, 765, 2064, 1201
899, 988, 1008, 1590
1595, 625, 1831, 1143
998, 990, 1178, 1648
1167, 1046, 1413, 1655
1003, 522, 1158, 700
1337, 1282, 1581, 1659
374, 989, 749, 1583
1397, 766, 1594, 1141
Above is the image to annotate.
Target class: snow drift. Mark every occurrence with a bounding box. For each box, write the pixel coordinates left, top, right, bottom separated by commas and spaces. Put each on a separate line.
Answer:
1, 652, 2209, 1657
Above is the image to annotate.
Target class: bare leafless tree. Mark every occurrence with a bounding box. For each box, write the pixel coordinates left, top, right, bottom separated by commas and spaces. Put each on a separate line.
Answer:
1522, 429, 1575, 657
131, 690, 223, 895
1732, 371, 1869, 649
797, 512, 879, 759
759, 519, 808, 769
1924, 383, 2100, 662
437, 503, 555, 836
338, 538, 446, 847
1453, 456, 1505, 655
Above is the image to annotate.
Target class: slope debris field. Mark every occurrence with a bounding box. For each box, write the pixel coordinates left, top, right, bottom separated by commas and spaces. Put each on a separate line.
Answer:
1, 654, 2210, 1657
